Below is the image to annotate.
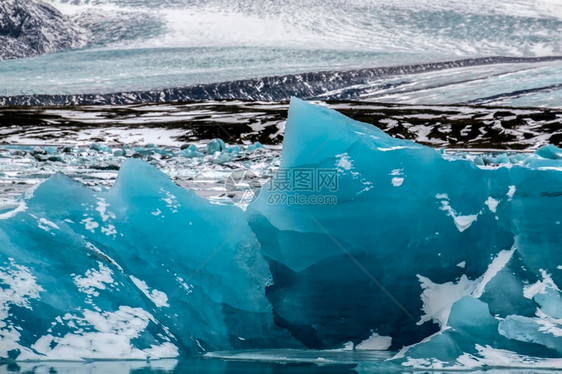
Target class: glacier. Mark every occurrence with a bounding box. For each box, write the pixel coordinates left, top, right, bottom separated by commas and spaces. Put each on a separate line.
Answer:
0, 98, 561, 369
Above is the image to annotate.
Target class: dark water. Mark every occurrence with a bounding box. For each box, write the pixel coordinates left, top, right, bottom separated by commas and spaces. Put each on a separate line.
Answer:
0, 358, 356, 374
3, 355, 557, 374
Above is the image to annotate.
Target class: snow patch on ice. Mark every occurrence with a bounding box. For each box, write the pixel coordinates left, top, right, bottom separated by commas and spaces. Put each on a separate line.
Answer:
523, 269, 560, 299
438, 196, 479, 232
403, 357, 448, 369
534, 310, 562, 337
507, 185, 516, 201
392, 177, 404, 187
355, 332, 392, 351
0, 259, 44, 359
96, 198, 116, 222
484, 197, 499, 213
417, 274, 476, 327
404, 344, 562, 370
175, 275, 193, 295
335, 153, 353, 171
538, 167, 562, 172
130, 276, 169, 308
390, 169, 405, 187
160, 189, 180, 213
32, 306, 178, 360
80, 217, 99, 233
0, 201, 27, 220
418, 247, 515, 326
38, 217, 60, 232
470, 345, 562, 369
73, 262, 114, 297
472, 247, 515, 298
378, 146, 415, 152
101, 224, 117, 236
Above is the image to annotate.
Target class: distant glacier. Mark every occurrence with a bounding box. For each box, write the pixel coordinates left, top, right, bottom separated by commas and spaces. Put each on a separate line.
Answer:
0, 0, 561, 106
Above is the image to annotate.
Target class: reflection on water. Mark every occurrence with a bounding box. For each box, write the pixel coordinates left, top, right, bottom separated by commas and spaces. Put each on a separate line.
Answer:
0, 357, 357, 374
2, 351, 560, 374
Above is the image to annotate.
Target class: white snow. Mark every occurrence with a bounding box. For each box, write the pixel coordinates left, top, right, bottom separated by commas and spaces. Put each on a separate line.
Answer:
0, 259, 44, 359
101, 224, 117, 236
484, 197, 499, 213
73, 262, 114, 297
391, 177, 404, 187
470, 345, 562, 369
130, 276, 169, 308
160, 189, 180, 213
175, 275, 193, 295
507, 185, 516, 201
404, 343, 562, 370
472, 247, 515, 298
32, 306, 178, 360
378, 146, 415, 151
80, 217, 99, 232
417, 274, 475, 327
523, 269, 560, 299
438, 198, 479, 232
335, 153, 353, 171
38, 217, 60, 232
96, 198, 115, 222
390, 169, 405, 186
0, 201, 27, 219
538, 167, 562, 172
355, 332, 392, 350
417, 247, 515, 326
534, 310, 562, 337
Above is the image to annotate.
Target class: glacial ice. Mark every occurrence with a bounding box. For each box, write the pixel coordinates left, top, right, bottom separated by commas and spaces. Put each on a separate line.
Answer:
247, 98, 562, 367
0, 98, 561, 368
0, 158, 294, 361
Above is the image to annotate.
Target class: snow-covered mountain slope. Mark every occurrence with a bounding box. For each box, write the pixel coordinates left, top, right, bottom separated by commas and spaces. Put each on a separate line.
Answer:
0, 0, 86, 60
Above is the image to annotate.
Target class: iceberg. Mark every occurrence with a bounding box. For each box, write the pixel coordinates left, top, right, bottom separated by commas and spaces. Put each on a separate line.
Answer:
247, 99, 562, 366
0, 159, 295, 361
0, 98, 561, 368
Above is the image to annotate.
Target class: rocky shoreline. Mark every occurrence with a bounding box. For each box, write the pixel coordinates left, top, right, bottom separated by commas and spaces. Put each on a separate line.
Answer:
0, 101, 559, 150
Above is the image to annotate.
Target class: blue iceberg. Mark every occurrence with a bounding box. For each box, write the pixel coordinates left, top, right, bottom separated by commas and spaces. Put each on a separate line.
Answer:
0, 159, 295, 361
0, 98, 561, 368
247, 99, 562, 366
